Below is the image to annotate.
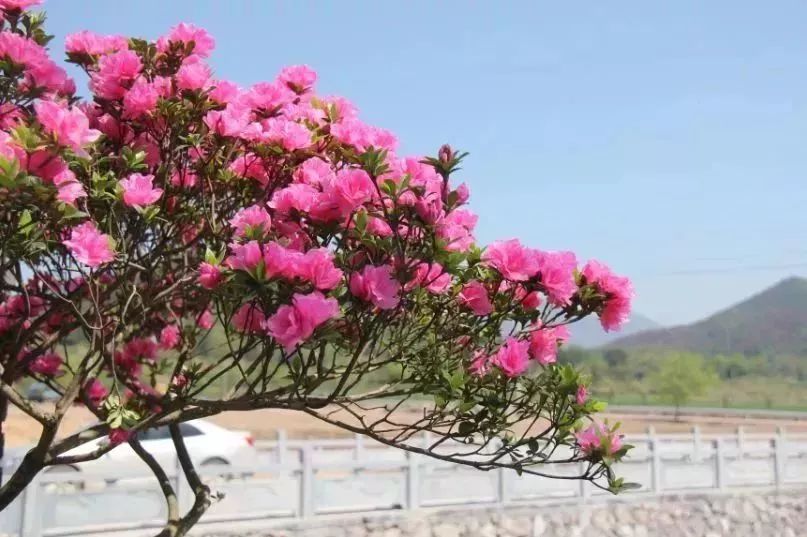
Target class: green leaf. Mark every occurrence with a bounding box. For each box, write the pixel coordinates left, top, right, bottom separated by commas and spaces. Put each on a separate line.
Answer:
449, 371, 465, 391
17, 209, 32, 236
354, 209, 367, 233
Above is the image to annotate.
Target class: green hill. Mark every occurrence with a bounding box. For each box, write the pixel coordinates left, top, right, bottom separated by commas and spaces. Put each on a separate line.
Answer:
607, 277, 807, 355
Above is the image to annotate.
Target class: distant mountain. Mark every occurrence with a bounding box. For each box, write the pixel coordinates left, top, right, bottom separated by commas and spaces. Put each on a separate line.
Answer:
607, 277, 807, 355
569, 312, 661, 348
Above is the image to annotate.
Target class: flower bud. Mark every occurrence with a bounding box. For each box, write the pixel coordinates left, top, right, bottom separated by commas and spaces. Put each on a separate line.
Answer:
438, 144, 454, 164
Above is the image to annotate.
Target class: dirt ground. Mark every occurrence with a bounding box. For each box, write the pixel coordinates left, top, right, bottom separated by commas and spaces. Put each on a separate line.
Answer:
5, 403, 807, 448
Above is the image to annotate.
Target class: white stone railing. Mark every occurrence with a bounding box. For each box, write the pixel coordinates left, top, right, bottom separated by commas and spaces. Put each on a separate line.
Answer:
2, 428, 807, 537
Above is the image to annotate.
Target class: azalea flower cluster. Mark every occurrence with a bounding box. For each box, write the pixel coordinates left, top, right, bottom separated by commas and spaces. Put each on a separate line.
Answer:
0, 1, 633, 479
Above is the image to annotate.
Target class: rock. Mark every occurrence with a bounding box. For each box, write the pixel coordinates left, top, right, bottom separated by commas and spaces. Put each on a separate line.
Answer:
531, 516, 547, 537
472, 523, 496, 537
432, 524, 461, 537
498, 516, 531, 537
615, 525, 634, 537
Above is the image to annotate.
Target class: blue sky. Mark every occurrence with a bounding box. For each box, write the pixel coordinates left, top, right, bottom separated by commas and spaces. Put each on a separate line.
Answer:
42, 1, 807, 326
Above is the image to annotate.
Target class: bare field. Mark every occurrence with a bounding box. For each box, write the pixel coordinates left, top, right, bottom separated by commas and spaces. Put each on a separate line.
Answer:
5, 403, 807, 448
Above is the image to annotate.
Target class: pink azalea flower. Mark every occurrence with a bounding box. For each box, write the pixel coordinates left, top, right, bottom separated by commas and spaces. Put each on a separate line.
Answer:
229, 204, 271, 238
170, 169, 197, 188
330, 118, 397, 151
243, 81, 295, 112
65, 31, 128, 56
528, 323, 570, 366
299, 248, 344, 291
209, 80, 241, 104
196, 309, 214, 330
108, 428, 132, 445
414, 195, 444, 225
171, 373, 189, 389
204, 103, 250, 137
120, 173, 163, 208
582, 260, 634, 332
349, 265, 401, 310
366, 216, 393, 237
520, 289, 542, 310
482, 239, 540, 282
535, 250, 578, 306
576, 423, 623, 456
278, 65, 317, 92
28, 351, 63, 376
229, 152, 269, 183
63, 222, 115, 268
261, 241, 302, 280
84, 378, 108, 405
34, 100, 100, 155
226, 241, 263, 272
176, 56, 211, 91
198, 262, 223, 289
454, 183, 470, 205
269, 183, 320, 214
121, 337, 159, 363
576, 385, 588, 406
407, 262, 451, 294
122, 77, 160, 118
458, 281, 493, 316
159, 324, 181, 349
493, 337, 530, 378
326, 168, 375, 216
55, 175, 86, 205
469, 349, 493, 376
438, 209, 477, 253
0, 32, 71, 93
260, 118, 311, 150
157, 23, 215, 57
0, 0, 42, 10
90, 50, 142, 100
22, 149, 66, 181
264, 291, 339, 350
232, 302, 266, 333
294, 157, 335, 186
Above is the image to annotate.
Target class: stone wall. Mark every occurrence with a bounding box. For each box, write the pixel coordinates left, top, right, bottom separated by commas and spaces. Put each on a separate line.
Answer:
199, 491, 807, 537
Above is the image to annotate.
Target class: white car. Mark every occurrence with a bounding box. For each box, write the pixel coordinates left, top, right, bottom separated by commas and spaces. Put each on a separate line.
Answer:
55, 419, 259, 478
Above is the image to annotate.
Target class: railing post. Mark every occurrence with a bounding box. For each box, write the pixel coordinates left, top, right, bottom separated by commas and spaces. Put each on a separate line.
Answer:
736, 426, 745, 459
276, 429, 288, 465
649, 428, 662, 494
497, 466, 507, 505
714, 438, 726, 491
20, 472, 41, 537
578, 462, 590, 503
773, 429, 785, 489
300, 444, 314, 518
406, 450, 419, 509
353, 434, 364, 476
692, 425, 702, 462
354, 434, 364, 459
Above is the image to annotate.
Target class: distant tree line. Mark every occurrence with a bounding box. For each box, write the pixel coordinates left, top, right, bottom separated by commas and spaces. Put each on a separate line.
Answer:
558, 346, 807, 412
